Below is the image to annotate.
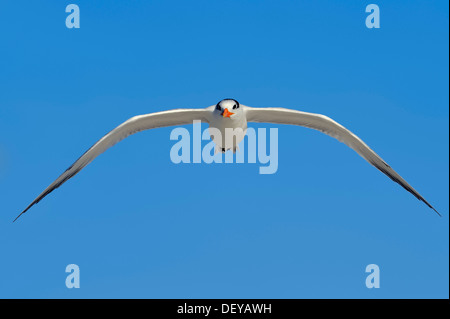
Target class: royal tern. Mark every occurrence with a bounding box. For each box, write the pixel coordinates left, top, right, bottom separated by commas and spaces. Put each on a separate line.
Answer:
15, 98, 439, 221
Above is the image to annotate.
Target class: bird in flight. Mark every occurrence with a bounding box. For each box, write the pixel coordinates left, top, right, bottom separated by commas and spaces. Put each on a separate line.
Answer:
15, 98, 439, 221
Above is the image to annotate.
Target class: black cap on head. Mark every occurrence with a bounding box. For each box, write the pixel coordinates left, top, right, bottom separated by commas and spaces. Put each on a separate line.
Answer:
216, 98, 239, 109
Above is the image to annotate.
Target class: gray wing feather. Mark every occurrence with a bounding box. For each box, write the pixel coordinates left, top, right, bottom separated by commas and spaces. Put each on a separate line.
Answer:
15, 108, 211, 221
245, 106, 439, 215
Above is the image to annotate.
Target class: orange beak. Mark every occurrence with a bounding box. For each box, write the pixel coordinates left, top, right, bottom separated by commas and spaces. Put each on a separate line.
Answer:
222, 108, 234, 118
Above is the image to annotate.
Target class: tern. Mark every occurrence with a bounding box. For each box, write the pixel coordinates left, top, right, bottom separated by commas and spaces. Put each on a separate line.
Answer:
15, 98, 439, 221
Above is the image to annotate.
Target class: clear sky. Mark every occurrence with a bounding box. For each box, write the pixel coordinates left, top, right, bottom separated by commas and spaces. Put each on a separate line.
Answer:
0, 0, 448, 298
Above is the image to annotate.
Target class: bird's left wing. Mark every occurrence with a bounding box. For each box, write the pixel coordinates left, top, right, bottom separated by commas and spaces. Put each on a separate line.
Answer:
15, 108, 212, 222
244, 106, 439, 215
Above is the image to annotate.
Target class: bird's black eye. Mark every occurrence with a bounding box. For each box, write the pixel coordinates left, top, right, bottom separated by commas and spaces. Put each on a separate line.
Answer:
233, 104, 237, 109
216, 104, 221, 111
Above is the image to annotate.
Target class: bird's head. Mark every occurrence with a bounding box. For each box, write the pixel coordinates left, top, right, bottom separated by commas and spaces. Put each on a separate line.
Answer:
214, 99, 242, 119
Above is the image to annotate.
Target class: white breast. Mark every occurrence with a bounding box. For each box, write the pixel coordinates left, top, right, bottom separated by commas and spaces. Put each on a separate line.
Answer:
208, 114, 247, 151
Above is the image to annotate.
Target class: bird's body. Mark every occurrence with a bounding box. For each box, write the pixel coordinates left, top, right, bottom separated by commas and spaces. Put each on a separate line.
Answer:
208, 99, 247, 152
14, 98, 440, 221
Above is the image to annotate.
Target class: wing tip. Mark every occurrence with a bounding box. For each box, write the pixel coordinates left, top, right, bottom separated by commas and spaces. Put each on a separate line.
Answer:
422, 200, 441, 217
13, 204, 34, 223
13, 212, 24, 223
13, 211, 26, 223
431, 206, 442, 217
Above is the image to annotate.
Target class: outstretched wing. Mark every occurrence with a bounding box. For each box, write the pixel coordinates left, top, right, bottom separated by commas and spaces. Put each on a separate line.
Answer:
244, 106, 439, 215
15, 108, 212, 222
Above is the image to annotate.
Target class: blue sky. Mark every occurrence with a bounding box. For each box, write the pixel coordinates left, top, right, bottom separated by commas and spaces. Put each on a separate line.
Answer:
0, 0, 448, 298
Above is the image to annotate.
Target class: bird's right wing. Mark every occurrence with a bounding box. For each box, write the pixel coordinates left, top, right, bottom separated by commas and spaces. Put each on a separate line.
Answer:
15, 108, 212, 221
245, 106, 439, 215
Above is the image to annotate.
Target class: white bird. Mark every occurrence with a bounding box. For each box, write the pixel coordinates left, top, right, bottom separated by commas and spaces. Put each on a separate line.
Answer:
15, 98, 439, 221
